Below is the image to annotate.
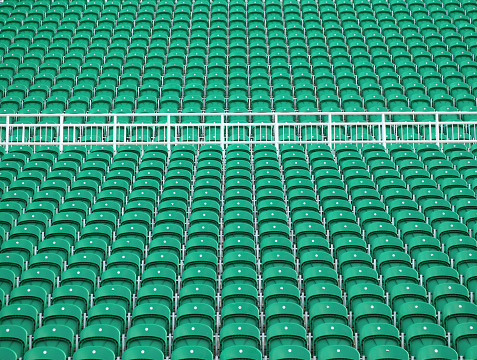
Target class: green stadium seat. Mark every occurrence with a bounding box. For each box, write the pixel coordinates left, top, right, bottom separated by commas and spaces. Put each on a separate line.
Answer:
267, 323, 307, 354
220, 323, 260, 350
126, 324, 167, 355
177, 302, 215, 329
79, 324, 121, 356
442, 302, 477, 333
0, 303, 38, 334
61, 268, 96, 294
72, 346, 116, 360
43, 303, 82, 334
309, 302, 348, 328
391, 284, 428, 311
397, 301, 437, 332
316, 345, 360, 360
87, 303, 127, 333
433, 283, 470, 311
221, 303, 259, 328
268, 345, 311, 360
0, 253, 24, 277
32, 325, 75, 357
313, 323, 354, 355
353, 302, 392, 333
406, 323, 447, 356
366, 345, 409, 360
360, 323, 400, 355
0, 325, 28, 359
24, 347, 67, 360
415, 345, 458, 360
122, 346, 164, 360
51, 285, 90, 313
171, 346, 214, 360
173, 323, 214, 352
220, 345, 262, 360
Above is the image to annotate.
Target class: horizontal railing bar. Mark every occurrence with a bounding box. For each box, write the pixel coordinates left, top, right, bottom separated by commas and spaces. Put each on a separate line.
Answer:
1, 121, 477, 127
1, 111, 477, 117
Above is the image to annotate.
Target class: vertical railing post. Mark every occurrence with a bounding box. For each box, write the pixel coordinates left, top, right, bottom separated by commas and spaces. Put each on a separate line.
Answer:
73, 115, 77, 144
220, 115, 225, 150
435, 113, 440, 148
381, 113, 386, 149
327, 114, 332, 149
274, 114, 279, 150
166, 115, 171, 151
5, 116, 9, 153
59, 115, 64, 152
113, 115, 117, 152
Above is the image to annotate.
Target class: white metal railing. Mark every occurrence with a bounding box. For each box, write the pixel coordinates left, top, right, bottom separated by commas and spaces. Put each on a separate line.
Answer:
1, 111, 477, 151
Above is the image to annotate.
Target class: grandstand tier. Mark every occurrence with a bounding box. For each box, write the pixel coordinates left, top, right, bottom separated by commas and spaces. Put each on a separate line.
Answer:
0, 0, 476, 143
0, 141, 477, 359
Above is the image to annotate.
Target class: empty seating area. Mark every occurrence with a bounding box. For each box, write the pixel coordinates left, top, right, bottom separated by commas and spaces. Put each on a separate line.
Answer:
2, 0, 477, 359
0, 0, 477, 143
1, 141, 477, 359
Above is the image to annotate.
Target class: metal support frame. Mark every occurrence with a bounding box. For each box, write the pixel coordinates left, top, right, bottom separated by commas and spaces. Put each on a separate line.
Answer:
0, 111, 476, 150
